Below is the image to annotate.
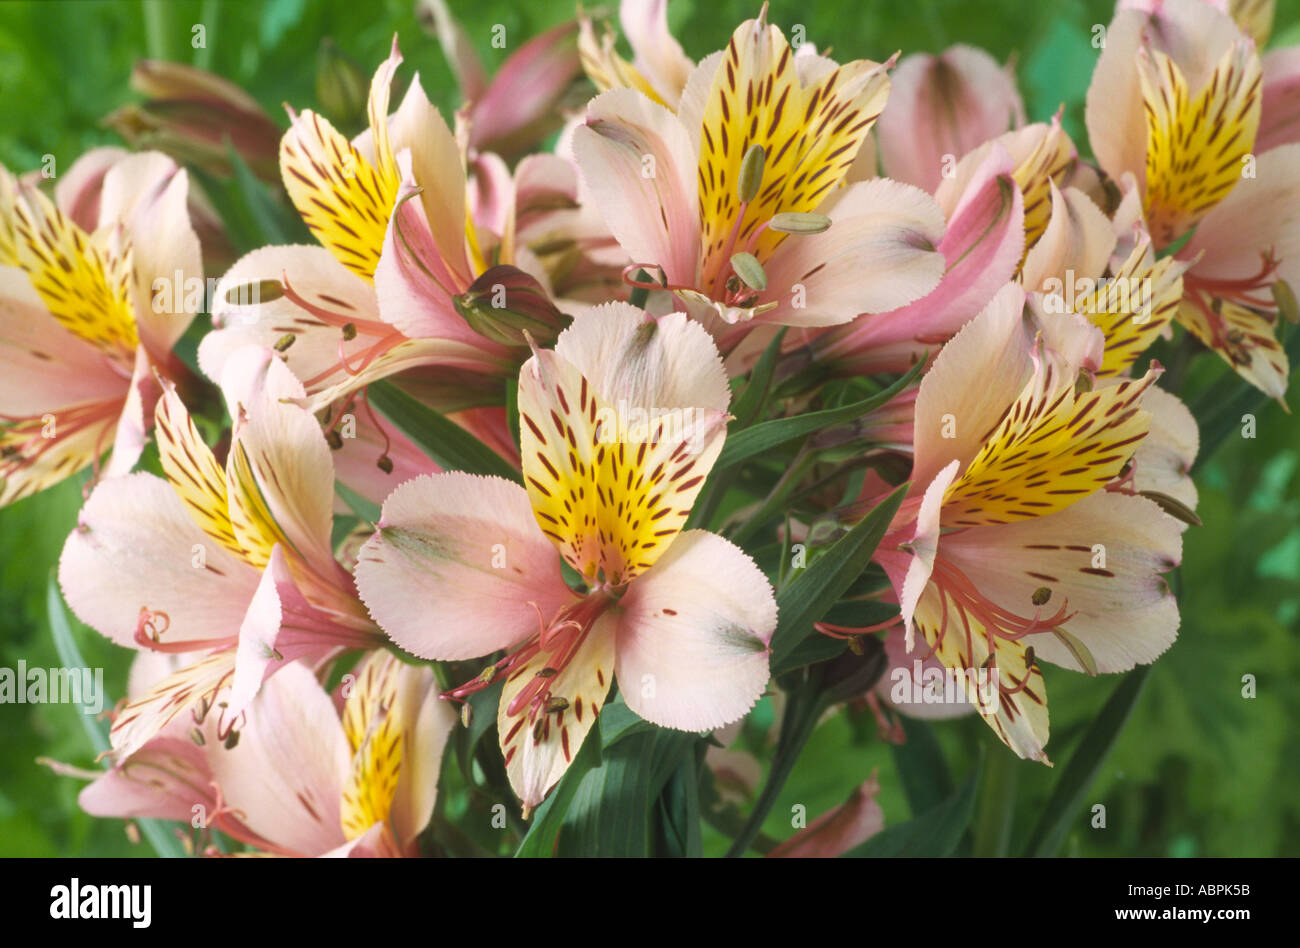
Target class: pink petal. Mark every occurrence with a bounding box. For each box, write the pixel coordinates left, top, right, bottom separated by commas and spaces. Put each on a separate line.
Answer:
1132, 384, 1199, 516
103, 345, 159, 479
554, 301, 731, 412
220, 347, 342, 586
203, 244, 382, 393
354, 472, 576, 660
571, 88, 701, 288
1258, 47, 1300, 153
1085, 8, 1149, 187
621, 0, 694, 106
1021, 183, 1116, 294
373, 158, 492, 345
769, 774, 884, 857
1180, 144, 1300, 288
471, 22, 581, 156
819, 143, 1024, 359
910, 283, 1032, 490
613, 530, 775, 731
0, 268, 126, 415
761, 178, 947, 326
207, 660, 351, 856
59, 473, 258, 650
877, 45, 1024, 193
940, 490, 1182, 675
229, 544, 376, 718
54, 146, 129, 231
78, 735, 219, 824
98, 152, 202, 360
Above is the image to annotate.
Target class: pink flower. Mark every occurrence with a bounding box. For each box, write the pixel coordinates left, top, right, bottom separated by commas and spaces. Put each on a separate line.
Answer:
571, 11, 946, 343
0, 152, 201, 505
869, 285, 1184, 762
59, 346, 381, 759
66, 651, 451, 857
355, 303, 777, 810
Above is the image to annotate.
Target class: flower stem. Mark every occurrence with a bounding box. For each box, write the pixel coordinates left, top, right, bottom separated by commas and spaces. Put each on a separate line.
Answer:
725, 667, 826, 857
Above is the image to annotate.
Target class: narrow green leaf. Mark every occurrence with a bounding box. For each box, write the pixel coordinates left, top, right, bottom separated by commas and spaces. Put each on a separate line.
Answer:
1022, 665, 1151, 857
656, 744, 702, 857
368, 381, 521, 483
844, 766, 979, 857
770, 483, 907, 675
732, 327, 788, 428
718, 359, 924, 470
334, 481, 382, 523
556, 728, 698, 857
890, 716, 953, 818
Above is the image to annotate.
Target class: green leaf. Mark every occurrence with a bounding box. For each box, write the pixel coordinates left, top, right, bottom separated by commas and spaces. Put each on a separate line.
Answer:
556, 727, 698, 856
770, 483, 907, 675
1022, 665, 1151, 857
656, 745, 703, 857
334, 481, 382, 523
717, 358, 925, 470
890, 716, 953, 818
47, 578, 185, 859
844, 765, 979, 857
368, 382, 521, 483
732, 327, 788, 428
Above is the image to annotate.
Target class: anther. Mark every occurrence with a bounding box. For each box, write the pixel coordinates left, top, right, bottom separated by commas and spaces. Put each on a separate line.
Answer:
737, 144, 766, 203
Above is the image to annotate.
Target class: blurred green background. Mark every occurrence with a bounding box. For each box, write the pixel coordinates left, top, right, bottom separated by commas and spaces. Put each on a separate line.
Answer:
0, 0, 1296, 857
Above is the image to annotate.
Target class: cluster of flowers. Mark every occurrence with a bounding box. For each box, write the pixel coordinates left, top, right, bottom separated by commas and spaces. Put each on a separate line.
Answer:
4, 0, 1295, 856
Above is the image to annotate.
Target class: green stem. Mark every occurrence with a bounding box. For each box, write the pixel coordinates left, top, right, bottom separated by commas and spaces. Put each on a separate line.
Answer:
970, 744, 1017, 856
727, 449, 814, 547
725, 669, 825, 857
142, 0, 178, 61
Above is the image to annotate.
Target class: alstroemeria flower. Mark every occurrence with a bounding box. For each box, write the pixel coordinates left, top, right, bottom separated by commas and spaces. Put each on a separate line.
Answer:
1174, 145, 1297, 400
59, 346, 380, 759
200, 38, 546, 498
869, 284, 1183, 762
0, 152, 200, 506
572, 11, 946, 339
1087, 0, 1262, 250
355, 303, 777, 810
63, 651, 451, 858
578, 0, 696, 109
1088, 2, 1299, 398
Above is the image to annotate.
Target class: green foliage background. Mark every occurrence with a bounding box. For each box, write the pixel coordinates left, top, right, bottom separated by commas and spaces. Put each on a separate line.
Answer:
0, 0, 1296, 857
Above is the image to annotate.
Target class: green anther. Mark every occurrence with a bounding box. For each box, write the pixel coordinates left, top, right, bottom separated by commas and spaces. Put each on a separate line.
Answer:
768, 212, 831, 234
730, 252, 767, 292
737, 144, 766, 203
